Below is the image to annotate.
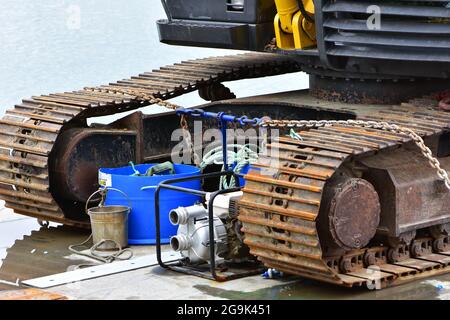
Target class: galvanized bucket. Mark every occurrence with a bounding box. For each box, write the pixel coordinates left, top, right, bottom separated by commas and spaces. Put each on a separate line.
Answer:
86, 188, 131, 251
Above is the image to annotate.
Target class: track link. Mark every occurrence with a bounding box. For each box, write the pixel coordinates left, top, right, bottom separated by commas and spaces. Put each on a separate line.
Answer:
239, 100, 450, 288
1, 52, 450, 288
0, 53, 302, 227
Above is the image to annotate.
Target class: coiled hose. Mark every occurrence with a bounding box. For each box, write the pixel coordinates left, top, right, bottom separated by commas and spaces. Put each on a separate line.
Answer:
200, 144, 259, 189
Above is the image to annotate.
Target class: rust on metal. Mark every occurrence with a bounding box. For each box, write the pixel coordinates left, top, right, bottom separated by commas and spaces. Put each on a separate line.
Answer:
321, 177, 381, 251
0, 53, 301, 227
0, 52, 450, 289
238, 94, 450, 288
0, 289, 67, 300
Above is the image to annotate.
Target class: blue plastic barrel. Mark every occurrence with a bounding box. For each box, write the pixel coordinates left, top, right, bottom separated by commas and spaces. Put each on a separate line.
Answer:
99, 164, 201, 245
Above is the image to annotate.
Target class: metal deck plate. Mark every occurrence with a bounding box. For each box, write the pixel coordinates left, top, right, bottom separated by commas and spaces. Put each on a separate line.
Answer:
22, 252, 181, 289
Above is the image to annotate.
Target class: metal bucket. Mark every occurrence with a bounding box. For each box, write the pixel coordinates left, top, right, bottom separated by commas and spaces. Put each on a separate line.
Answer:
86, 188, 131, 251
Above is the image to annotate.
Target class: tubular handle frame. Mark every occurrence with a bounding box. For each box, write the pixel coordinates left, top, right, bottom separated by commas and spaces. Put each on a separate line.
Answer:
150, 170, 242, 281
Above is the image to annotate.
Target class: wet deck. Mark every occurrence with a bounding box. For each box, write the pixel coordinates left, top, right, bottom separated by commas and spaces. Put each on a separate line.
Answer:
1, 204, 449, 300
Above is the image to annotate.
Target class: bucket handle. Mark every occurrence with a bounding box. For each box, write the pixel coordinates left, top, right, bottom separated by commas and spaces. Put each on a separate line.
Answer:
85, 187, 132, 215
140, 185, 157, 191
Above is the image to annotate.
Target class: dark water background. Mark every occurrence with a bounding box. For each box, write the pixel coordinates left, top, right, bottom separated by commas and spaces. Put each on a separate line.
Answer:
0, 0, 307, 121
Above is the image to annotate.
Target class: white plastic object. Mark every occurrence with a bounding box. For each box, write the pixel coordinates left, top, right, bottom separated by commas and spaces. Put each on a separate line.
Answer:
205, 191, 243, 219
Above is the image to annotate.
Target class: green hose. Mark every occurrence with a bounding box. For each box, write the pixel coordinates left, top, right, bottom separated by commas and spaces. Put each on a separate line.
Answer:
289, 128, 303, 141
200, 144, 259, 189
128, 161, 175, 176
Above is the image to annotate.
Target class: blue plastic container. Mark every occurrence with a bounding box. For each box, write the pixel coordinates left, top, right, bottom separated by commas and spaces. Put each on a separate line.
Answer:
99, 164, 201, 245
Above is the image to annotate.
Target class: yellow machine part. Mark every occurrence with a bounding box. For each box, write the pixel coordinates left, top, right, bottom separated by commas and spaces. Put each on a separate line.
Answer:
274, 0, 316, 49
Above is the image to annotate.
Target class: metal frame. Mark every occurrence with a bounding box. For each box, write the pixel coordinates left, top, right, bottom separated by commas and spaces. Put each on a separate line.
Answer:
157, 0, 450, 79
154, 170, 263, 281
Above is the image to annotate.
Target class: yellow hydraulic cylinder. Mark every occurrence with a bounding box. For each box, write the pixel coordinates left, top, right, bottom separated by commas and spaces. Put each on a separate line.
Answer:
274, 0, 316, 50
274, 0, 299, 34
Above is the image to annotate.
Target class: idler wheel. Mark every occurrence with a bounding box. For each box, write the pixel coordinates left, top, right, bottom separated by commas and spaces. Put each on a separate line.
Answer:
363, 251, 377, 267
432, 236, 449, 253
322, 177, 381, 251
410, 242, 424, 258
387, 248, 400, 263
387, 244, 410, 263
339, 257, 355, 273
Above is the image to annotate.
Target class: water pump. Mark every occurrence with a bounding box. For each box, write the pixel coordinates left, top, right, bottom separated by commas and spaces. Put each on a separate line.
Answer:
169, 191, 248, 265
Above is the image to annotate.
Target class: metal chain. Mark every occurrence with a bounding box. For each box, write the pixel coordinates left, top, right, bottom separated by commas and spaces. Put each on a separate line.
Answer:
84, 86, 201, 165
260, 119, 450, 190
84, 87, 449, 189
180, 114, 201, 166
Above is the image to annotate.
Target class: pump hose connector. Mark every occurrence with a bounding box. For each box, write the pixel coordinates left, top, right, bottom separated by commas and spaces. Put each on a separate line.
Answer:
170, 234, 191, 252
169, 205, 207, 225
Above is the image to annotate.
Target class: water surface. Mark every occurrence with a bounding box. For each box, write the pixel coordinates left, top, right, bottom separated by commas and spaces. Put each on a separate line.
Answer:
0, 0, 307, 119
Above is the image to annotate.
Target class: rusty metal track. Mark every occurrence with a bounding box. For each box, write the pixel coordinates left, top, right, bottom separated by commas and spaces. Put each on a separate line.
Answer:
1, 51, 450, 288
239, 100, 450, 288
0, 53, 302, 227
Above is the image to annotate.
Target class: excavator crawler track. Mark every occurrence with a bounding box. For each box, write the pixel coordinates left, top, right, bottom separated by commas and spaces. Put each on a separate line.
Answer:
0, 53, 301, 227
1, 52, 449, 288
239, 100, 450, 288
